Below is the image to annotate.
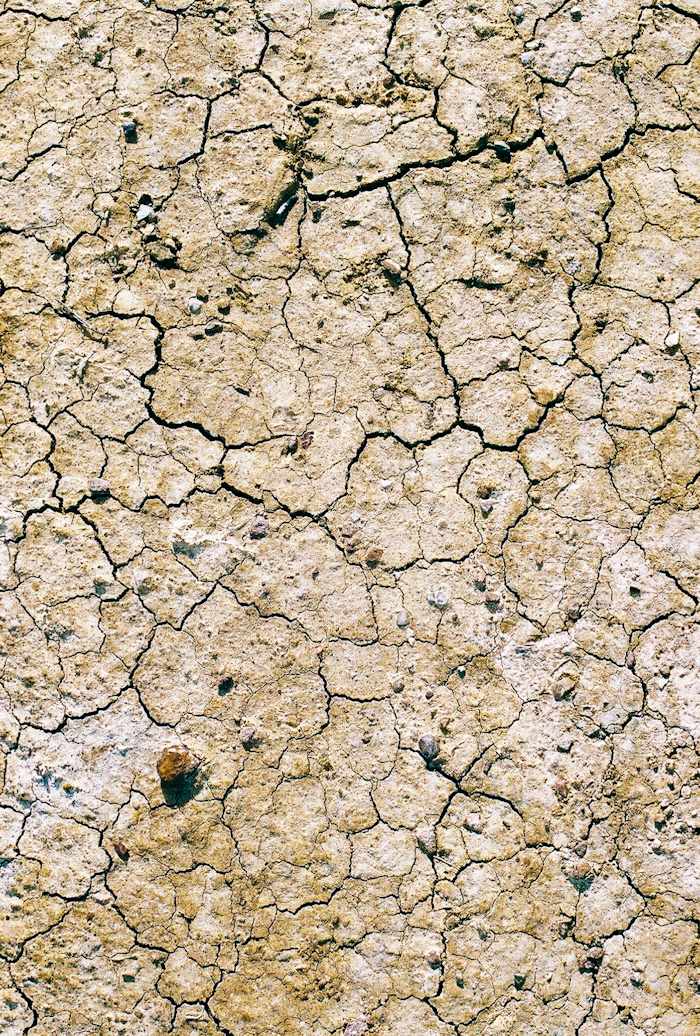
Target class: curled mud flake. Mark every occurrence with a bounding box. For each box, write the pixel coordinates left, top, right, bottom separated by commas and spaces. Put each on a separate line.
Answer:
418, 734, 439, 761
157, 745, 200, 785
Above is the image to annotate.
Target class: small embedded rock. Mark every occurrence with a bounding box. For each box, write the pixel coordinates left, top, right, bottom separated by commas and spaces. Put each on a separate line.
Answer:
416, 826, 437, 855
554, 779, 569, 800
570, 6, 582, 19
344, 1018, 368, 1036
464, 812, 483, 833
573, 841, 587, 858
390, 675, 404, 692
493, 140, 511, 161
112, 840, 129, 860
514, 972, 526, 990
240, 726, 256, 748
557, 734, 574, 753
136, 203, 154, 222
426, 587, 450, 610
425, 949, 442, 967
89, 477, 110, 498
381, 257, 402, 278
249, 516, 269, 539
396, 609, 410, 628
471, 567, 486, 590
566, 600, 581, 620
418, 734, 439, 761
521, 51, 536, 65
365, 545, 383, 565
157, 745, 199, 784
188, 297, 203, 314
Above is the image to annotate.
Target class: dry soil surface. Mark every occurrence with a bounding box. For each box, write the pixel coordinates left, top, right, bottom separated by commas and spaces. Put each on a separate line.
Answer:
1, 1, 700, 1034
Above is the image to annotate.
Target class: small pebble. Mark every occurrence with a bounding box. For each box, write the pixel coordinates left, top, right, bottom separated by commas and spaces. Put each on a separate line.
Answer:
418, 734, 439, 761
573, 841, 587, 858
122, 120, 136, 137
570, 6, 582, 20
381, 257, 402, 277
521, 51, 536, 65
493, 140, 511, 161
427, 587, 450, 610
135, 203, 154, 222
341, 521, 357, 539
344, 1018, 368, 1036
112, 840, 129, 860
396, 609, 410, 628
513, 4, 524, 21
464, 812, 483, 833
157, 745, 199, 784
471, 567, 486, 590
390, 675, 404, 692
249, 516, 269, 539
665, 329, 680, 347
525, 39, 539, 49
514, 972, 526, 990
557, 734, 574, 753
416, 826, 437, 855
456, 970, 464, 987
240, 726, 256, 748
554, 779, 568, 800
300, 429, 314, 449
365, 545, 383, 565
188, 298, 203, 314
566, 601, 581, 620
425, 949, 442, 967
89, 477, 110, 498
625, 648, 636, 668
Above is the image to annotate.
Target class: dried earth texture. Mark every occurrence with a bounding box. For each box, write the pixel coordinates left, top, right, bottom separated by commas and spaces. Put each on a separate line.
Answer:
2, 0, 700, 1033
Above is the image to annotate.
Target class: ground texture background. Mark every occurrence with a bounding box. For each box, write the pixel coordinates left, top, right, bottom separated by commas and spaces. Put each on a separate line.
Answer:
1, 0, 700, 1033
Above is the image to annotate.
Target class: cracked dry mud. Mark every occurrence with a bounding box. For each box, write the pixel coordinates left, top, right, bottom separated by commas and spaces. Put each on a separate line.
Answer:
2, 0, 700, 1033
